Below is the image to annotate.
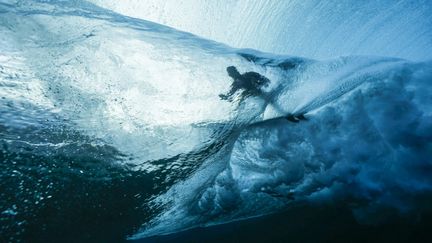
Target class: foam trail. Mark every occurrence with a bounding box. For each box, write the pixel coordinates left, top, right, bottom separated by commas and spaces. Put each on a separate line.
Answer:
292, 58, 406, 115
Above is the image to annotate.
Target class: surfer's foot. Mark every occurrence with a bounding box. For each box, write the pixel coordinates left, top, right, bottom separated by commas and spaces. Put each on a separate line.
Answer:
286, 113, 307, 123
296, 114, 307, 120
286, 114, 300, 123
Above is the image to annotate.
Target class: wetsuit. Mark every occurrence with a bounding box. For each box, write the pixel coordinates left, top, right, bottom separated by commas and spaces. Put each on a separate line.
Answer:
219, 66, 270, 101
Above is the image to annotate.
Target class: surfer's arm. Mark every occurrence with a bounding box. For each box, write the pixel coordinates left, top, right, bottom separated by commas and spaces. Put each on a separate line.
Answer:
226, 85, 239, 96
219, 84, 238, 100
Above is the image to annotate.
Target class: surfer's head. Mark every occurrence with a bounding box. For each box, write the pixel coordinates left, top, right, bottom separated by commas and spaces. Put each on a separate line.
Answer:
226, 66, 241, 79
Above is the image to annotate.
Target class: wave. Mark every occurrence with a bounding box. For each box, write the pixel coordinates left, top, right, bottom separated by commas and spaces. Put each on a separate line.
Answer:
89, 0, 432, 61
1, 0, 431, 241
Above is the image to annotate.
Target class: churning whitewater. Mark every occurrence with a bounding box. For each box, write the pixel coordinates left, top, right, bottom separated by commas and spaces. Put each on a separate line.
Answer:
1, 0, 431, 242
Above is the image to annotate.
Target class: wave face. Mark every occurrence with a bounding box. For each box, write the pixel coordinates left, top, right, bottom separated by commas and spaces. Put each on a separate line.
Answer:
1, 0, 431, 242
89, 0, 432, 61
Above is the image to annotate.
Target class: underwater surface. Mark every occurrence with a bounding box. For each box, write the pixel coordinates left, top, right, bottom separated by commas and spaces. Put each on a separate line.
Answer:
1, 0, 432, 242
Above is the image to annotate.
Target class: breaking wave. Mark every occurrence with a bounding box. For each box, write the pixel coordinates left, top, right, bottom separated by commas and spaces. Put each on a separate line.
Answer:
1, 0, 431, 241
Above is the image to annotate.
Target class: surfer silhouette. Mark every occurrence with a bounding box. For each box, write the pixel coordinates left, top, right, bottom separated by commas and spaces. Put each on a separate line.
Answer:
220, 66, 307, 123
219, 66, 270, 102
